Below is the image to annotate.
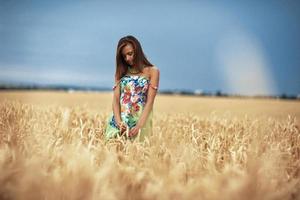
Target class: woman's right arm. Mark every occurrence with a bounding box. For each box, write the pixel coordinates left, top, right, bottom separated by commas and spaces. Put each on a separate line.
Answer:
112, 78, 123, 128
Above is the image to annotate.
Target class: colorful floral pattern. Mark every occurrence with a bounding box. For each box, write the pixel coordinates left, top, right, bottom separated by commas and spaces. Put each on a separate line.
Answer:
105, 75, 153, 140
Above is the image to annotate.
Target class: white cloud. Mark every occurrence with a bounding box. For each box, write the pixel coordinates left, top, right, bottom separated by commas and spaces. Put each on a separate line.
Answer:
0, 65, 112, 87
215, 29, 278, 96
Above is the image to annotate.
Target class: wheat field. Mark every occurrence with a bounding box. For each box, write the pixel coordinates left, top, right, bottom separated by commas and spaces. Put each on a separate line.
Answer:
0, 91, 299, 200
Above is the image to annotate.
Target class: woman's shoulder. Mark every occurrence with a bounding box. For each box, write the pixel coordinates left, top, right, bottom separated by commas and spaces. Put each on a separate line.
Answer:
143, 65, 160, 77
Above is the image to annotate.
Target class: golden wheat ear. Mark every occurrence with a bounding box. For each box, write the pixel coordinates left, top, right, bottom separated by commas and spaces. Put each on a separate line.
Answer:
125, 125, 130, 138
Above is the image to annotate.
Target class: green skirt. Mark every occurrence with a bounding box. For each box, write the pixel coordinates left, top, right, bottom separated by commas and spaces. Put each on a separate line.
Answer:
105, 110, 153, 142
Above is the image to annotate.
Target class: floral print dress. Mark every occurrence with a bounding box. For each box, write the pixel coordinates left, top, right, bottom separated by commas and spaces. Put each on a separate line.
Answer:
105, 74, 153, 141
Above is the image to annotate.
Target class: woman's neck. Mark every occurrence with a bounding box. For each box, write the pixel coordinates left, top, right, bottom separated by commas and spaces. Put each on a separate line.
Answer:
129, 64, 137, 69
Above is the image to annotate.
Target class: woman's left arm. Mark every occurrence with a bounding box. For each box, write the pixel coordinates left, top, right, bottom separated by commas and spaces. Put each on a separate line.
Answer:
129, 66, 160, 137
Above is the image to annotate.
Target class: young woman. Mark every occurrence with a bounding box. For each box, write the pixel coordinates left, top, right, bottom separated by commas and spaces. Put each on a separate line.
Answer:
105, 35, 160, 141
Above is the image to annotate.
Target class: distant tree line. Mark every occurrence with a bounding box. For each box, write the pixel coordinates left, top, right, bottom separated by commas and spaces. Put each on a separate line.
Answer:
0, 84, 299, 100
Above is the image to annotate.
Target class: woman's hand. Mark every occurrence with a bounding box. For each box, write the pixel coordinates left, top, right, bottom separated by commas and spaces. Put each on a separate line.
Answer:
128, 125, 141, 137
116, 121, 127, 135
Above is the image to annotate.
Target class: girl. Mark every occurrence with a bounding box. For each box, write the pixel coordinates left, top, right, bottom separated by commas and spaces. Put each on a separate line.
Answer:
105, 35, 160, 141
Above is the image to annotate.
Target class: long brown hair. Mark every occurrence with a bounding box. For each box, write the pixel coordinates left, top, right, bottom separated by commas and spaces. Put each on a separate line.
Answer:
115, 35, 153, 80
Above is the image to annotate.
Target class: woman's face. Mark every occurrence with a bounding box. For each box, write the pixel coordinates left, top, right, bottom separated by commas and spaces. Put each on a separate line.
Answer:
122, 43, 135, 66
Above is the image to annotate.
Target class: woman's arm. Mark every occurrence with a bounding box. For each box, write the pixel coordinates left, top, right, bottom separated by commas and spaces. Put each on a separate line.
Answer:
112, 77, 126, 131
129, 66, 160, 137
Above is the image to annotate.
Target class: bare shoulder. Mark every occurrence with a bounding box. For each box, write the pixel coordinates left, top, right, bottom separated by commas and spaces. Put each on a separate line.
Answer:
142, 65, 159, 78
150, 66, 159, 73
149, 66, 160, 78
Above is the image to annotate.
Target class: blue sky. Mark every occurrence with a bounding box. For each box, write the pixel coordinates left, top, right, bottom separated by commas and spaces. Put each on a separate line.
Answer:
0, 0, 299, 96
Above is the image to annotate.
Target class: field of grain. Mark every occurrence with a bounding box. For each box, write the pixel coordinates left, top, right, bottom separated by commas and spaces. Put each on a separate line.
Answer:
0, 91, 299, 200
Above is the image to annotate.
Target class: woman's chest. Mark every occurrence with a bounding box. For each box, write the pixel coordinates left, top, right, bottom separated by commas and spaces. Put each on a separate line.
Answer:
120, 75, 150, 94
